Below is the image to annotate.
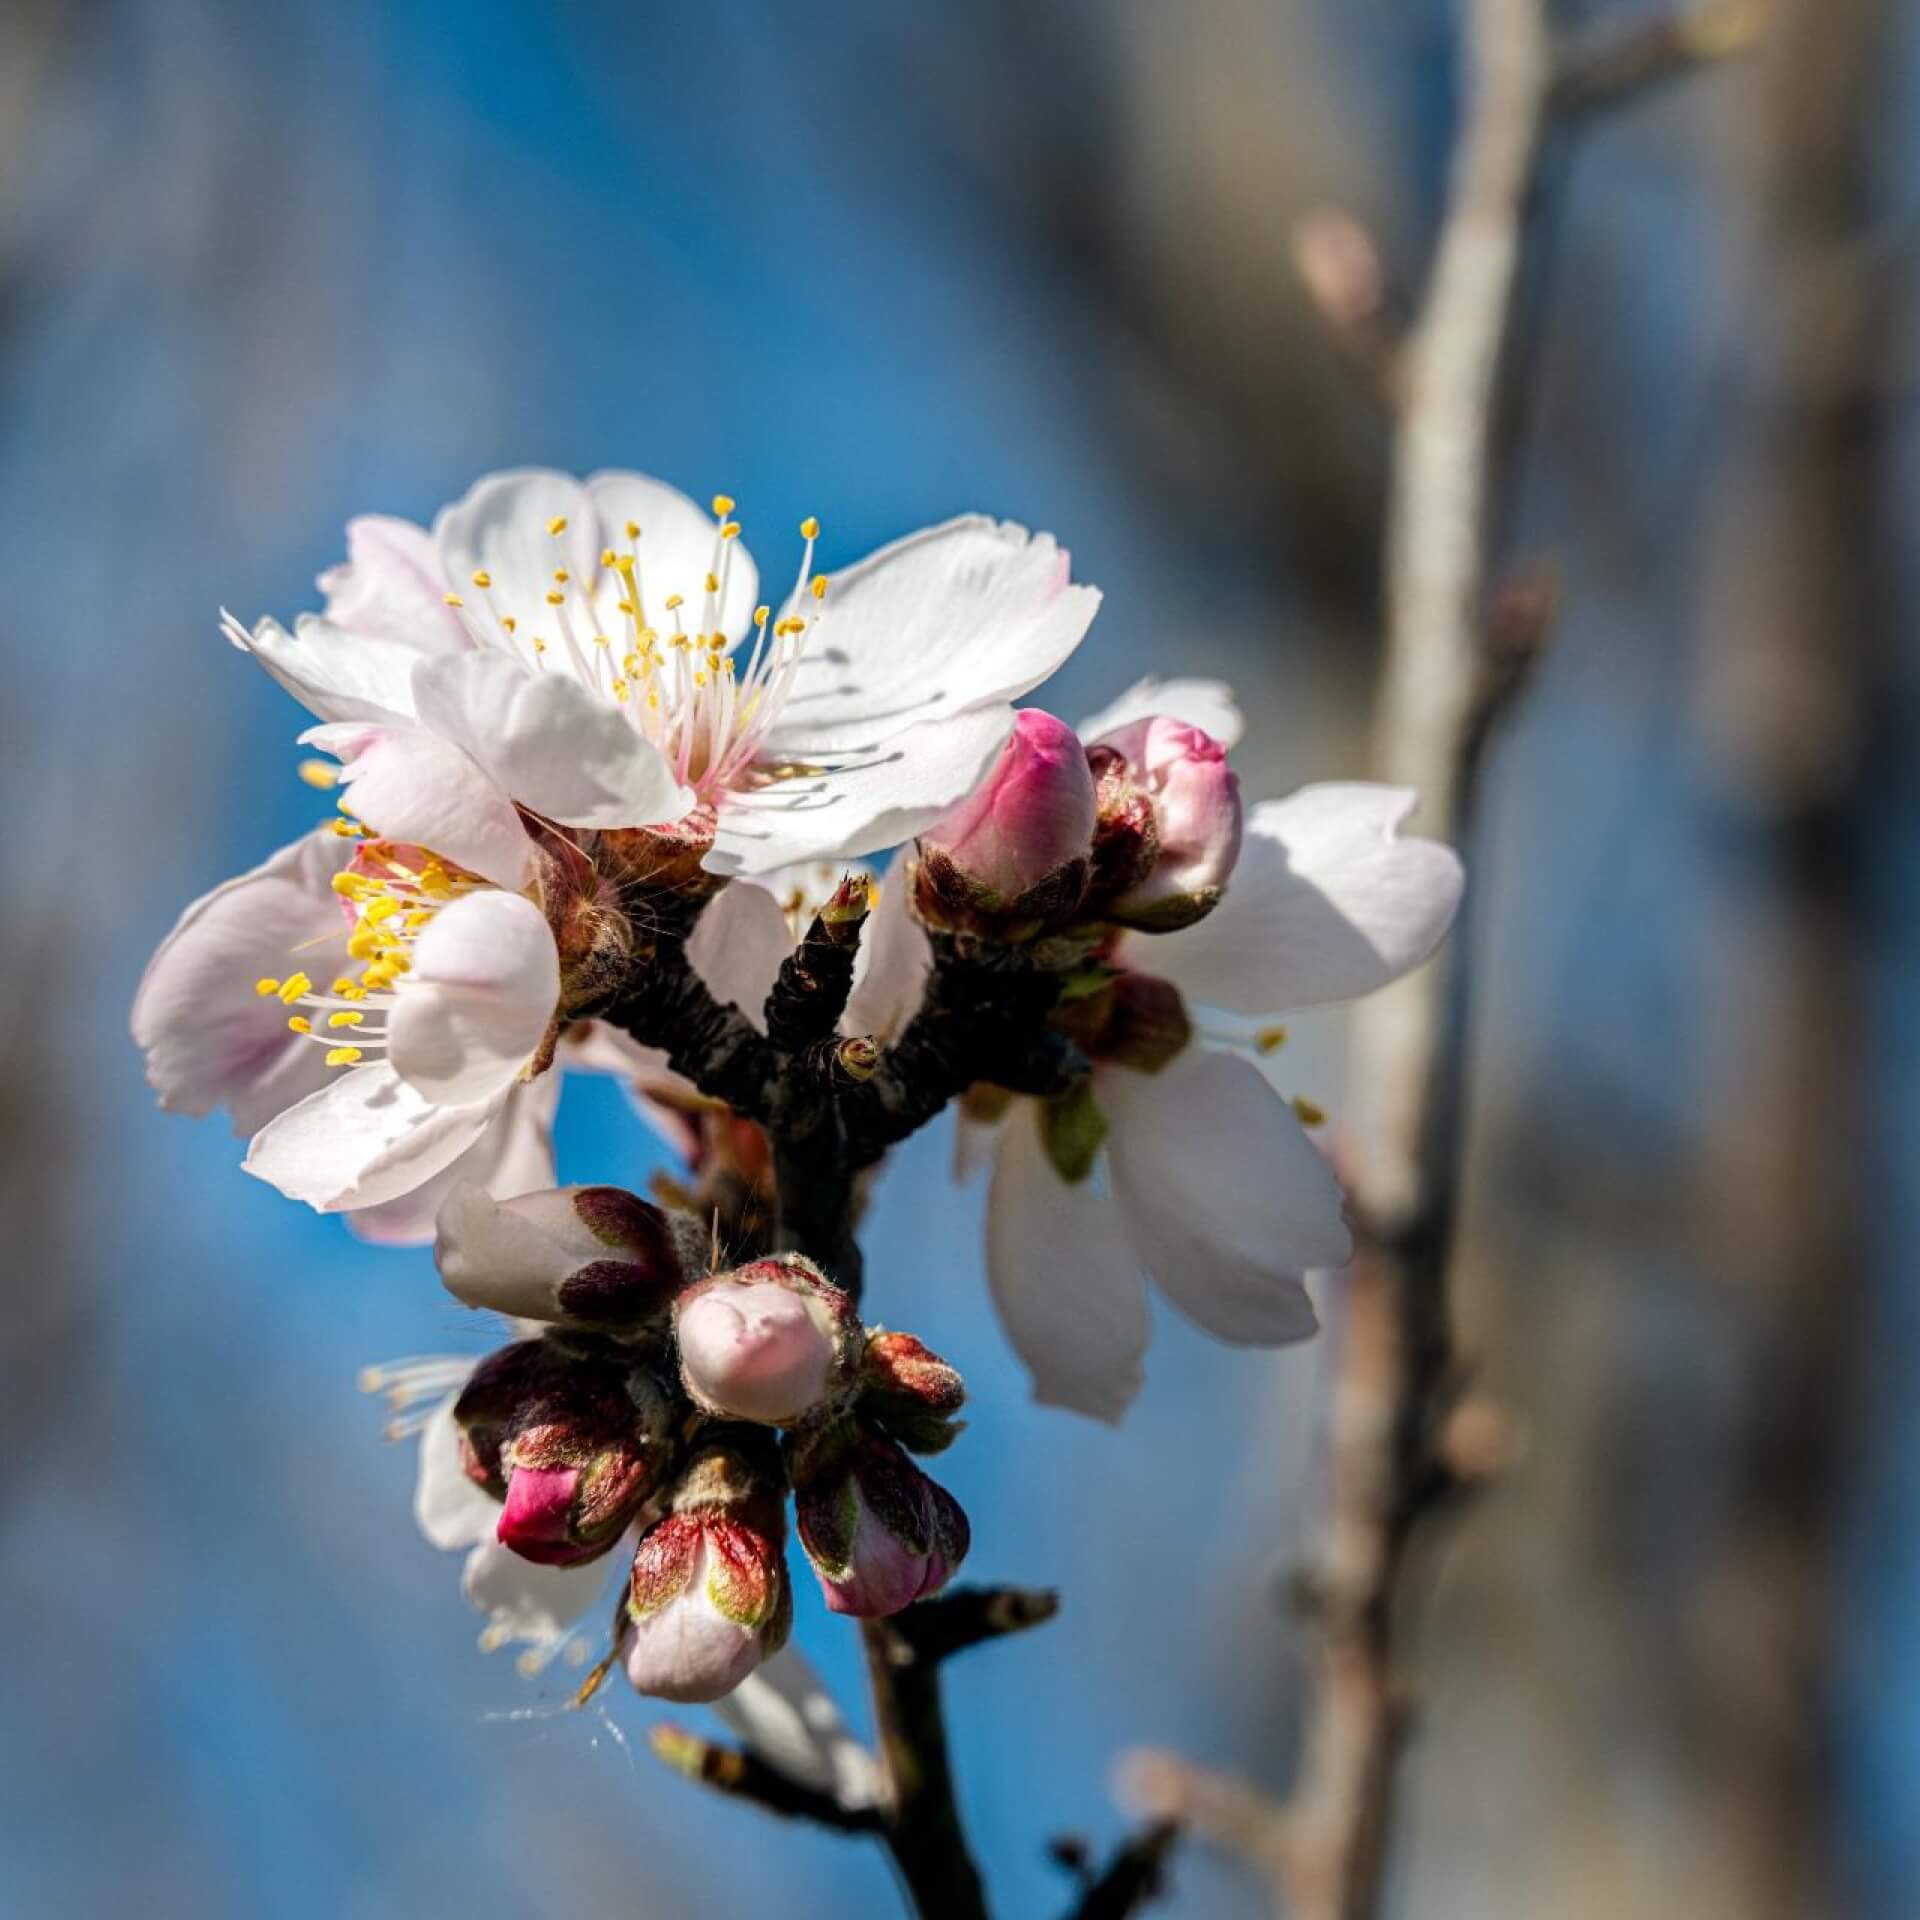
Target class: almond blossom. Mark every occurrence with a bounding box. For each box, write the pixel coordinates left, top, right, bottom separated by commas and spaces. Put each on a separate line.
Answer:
954, 680, 1465, 1422
226, 468, 1101, 878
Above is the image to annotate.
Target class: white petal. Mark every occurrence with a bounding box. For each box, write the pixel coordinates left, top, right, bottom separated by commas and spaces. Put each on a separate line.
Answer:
462, 1536, 612, 1646
414, 1392, 496, 1550
760, 517, 1099, 756
348, 1072, 560, 1246
709, 706, 1014, 878
1138, 785, 1464, 1017
226, 611, 421, 724
131, 828, 353, 1136
318, 515, 472, 654
385, 891, 558, 1107
299, 719, 535, 891
842, 855, 930, 1043
432, 468, 602, 628
715, 1645, 881, 1808
1102, 1051, 1341, 1343
411, 650, 690, 831
685, 879, 797, 1033
584, 471, 760, 645
1077, 676, 1245, 749
985, 1103, 1149, 1422
243, 1061, 503, 1213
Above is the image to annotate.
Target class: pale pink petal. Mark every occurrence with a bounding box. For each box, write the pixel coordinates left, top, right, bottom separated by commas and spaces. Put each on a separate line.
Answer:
131, 828, 356, 1137
462, 1536, 612, 1646
299, 719, 535, 891
685, 879, 797, 1033
226, 611, 421, 725
243, 1061, 503, 1213
318, 515, 472, 653
1137, 785, 1464, 1017
584, 471, 760, 646
715, 1645, 881, 1809
1077, 676, 1245, 749
414, 1392, 496, 1550
843, 857, 930, 1043
1101, 1051, 1340, 1343
432, 468, 601, 631
411, 651, 690, 831
985, 1102, 1149, 1422
760, 517, 1099, 757
709, 706, 1015, 877
385, 891, 558, 1107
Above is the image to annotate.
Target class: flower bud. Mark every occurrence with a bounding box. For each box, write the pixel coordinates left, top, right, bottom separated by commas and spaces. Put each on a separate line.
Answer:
625, 1435, 792, 1702
914, 710, 1096, 933
598, 804, 726, 905
1089, 716, 1243, 931
673, 1255, 861, 1427
858, 1330, 967, 1454
453, 1339, 677, 1566
793, 1427, 970, 1618
436, 1182, 687, 1329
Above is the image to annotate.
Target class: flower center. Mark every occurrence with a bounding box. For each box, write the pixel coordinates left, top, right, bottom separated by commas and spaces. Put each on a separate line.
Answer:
254, 839, 487, 1069
444, 496, 829, 801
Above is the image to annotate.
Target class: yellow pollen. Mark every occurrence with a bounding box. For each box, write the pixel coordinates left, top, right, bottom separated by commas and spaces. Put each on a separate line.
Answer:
329, 976, 356, 994
624, 520, 640, 539
810, 574, 828, 601
600, 549, 617, 568
329, 873, 362, 897
704, 572, 719, 594
277, 973, 312, 1005
255, 977, 282, 997
296, 759, 338, 790
1292, 1095, 1328, 1128
502, 615, 517, 633
754, 604, 770, 627
614, 554, 636, 576
325, 1046, 364, 1067
1256, 1025, 1289, 1054
617, 599, 635, 616
720, 522, 741, 540
547, 516, 568, 535
799, 515, 819, 539
327, 1010, 364, 1029
443, 592, 464, 608
532, 638, 548, 654
363, 897, 401, 924
287, 1016, 312, 1034
664, 593, 684, 611
545, 591, 565, 606
593, 633, 611, 646
552, 568, 569, 583
471, 569, 492, 589
711, 493, 735, 516
330, 818, 360, 837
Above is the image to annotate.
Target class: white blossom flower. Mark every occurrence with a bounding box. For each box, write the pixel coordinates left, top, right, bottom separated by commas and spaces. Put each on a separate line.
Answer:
226, 468, 1101, 878
131, 827, 565, 1232
964, 680, 1466, 1422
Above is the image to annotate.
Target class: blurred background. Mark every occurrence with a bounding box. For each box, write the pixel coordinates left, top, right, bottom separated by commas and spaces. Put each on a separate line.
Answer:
3, 0, 1915, 1914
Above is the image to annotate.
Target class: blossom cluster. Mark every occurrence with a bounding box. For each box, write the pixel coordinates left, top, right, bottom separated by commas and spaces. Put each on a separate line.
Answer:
132, 468, 1462, 1695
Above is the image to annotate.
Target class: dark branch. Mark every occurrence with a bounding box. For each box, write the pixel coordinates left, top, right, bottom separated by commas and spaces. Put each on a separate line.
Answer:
889, 1585, 1061, 1666
1549, 0, 1763, 116
1061, 1822, 1180, 1920
648, 1724, 884, 1833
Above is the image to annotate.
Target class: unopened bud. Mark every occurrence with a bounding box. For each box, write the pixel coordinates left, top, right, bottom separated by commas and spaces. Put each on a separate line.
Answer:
453, 1339, 676, 1565
793, 1427, 970, 1617
674, 1255, 861, 1427
1088, 716, 1243, 931
598, 804, 726, 904
625, 1435, 792, 1702
859, 1330, 967, 1453
435, 1182, 685, 1329
914, 710, 1096, 934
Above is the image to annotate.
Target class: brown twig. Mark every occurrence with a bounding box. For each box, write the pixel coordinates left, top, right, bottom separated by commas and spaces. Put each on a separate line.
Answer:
648, 1723, 885, 1833
1061, 1819, 1181, 1920
1549, 0, 1766, 116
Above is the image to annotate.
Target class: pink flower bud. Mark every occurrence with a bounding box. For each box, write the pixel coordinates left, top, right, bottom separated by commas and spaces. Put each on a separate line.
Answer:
794, 1429, 970, 1618
435, 1182, 687, 1328
453, 1339, 676, 1565
1090, 716, 1243, 930
673, 1255, 861, 1427
914, 710, 1097, 930
625, 1438, 792, 1703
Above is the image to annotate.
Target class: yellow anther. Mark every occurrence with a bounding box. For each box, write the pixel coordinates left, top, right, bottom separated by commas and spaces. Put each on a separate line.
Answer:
532, 638, 548, 654
1255, 1025, 1289, 1054
612, 678, 630, 701
711, 493, 735, 517
471, 569, 492, 589
329, 872, 363, 897
545, 591, 565, 606
547, 515, 568, 534
255, 977, 282, 997
799, 515, 819, 540
704, 572, 719, 594
647, 691, 660, 710
664, 593, 684, 611
287, 1016, 312, 1034
277, 972, 313, 1005
325, 1046, 364, 1067
754, 604, 770, 627
296, 759, 338, 790
614, 553, 635, 575
617, 599, 635, 616
363, 896, 401, 924
624, 520, 640, 539
552, 567, 569, 583
330, 976, 356, 994
600, 548, 617, 568
720, 522, 741, 540
330, 818, 360, 837
347, 927, 380, 960
593, 633, 611, 646
810, 574, 828, 600
327, 1010, 364, 1029
443, 592, 465, 608
501, 615, 517, 633
694, 672, 707, 689
1291, 1095, 1328, 1128
722, 656, 736, 675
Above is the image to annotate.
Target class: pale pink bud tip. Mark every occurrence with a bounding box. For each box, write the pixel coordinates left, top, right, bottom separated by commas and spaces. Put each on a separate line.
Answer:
677, 1281, 835, 1424
1096, 715, 1243, 927
919, 708, 1097, 906
496, 1464, 587, 1566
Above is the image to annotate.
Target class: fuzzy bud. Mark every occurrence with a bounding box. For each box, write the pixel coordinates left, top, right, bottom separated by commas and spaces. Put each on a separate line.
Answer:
793, 1426, 971, 1617
435, 1181, 686, 1330
452, 1339, 677, 1565
1088, 716, 1243, 930
625, 1434, 792, 1702
674, 1255, 861, 1427
597, 804, 726, 905
914, 710, 1096, 934
858, 1330, 967, 1453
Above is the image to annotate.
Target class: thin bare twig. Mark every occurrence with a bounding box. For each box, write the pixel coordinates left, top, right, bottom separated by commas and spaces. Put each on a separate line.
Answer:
648, 1723, 885, 1833
1061, 1819, 1181, 1920
1550, 0, 1766, 116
